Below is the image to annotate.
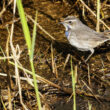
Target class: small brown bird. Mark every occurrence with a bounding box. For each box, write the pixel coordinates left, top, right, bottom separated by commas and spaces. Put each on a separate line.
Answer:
60, 16, 110, 62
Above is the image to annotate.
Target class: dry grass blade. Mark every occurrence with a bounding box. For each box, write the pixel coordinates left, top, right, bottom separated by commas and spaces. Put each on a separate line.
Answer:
26, 14, 56, 40
79, 0, 110, 30
0, 0, 13, 17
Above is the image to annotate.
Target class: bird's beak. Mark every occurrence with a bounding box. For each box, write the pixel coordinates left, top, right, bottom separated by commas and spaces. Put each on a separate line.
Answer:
59, 22, 68, 31
58, 22, 64, 24
58, 18, 69, 31
58, 17, 65, 24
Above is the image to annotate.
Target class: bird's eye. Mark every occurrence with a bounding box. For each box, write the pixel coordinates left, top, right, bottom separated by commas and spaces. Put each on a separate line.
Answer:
68, 21, 72, 24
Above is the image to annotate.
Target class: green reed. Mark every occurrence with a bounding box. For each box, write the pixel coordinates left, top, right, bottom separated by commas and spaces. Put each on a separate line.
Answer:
71, 56, 76, 110
16, 0, 41, 109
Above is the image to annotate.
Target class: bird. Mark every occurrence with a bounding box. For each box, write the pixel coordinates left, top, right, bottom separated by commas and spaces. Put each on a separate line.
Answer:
60, 16, 110, 62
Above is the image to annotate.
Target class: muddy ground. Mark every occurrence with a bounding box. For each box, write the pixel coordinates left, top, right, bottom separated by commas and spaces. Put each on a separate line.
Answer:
0, 0, 110, 110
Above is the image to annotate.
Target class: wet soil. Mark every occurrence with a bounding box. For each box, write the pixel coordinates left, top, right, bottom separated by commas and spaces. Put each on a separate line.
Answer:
0, 0, 110, 110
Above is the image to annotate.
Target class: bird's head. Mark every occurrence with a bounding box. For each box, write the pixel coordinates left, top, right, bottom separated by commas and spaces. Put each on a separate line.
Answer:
60, 16, 80, 31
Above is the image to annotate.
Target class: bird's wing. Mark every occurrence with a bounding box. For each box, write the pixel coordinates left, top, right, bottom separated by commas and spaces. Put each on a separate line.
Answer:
70, 26, 109, 49
74, 25, 108, 42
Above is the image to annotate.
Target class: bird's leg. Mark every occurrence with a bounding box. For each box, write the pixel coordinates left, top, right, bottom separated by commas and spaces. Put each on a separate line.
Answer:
85, 49, 94, 62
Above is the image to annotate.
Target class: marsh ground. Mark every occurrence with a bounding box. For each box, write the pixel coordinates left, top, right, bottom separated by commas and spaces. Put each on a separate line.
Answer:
0, 0, 110, 109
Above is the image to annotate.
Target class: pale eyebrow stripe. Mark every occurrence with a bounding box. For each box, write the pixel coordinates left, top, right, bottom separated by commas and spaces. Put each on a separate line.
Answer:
65, 19, 76, 22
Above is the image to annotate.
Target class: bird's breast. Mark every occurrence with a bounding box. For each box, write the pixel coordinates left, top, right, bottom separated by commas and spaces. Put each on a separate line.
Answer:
68, 35, 90, 51
65, 31, 69, 38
